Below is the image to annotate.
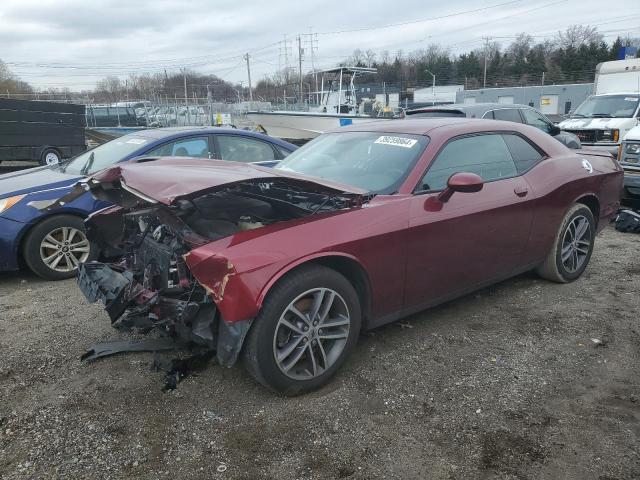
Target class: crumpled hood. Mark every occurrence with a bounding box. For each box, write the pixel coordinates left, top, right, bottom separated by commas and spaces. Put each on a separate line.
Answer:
0, 164, 82, 198
559, 117, 632, 130
84, 157, 367, 206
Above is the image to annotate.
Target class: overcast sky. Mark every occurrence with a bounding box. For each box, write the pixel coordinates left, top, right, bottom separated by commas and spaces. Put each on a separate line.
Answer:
1, 0, 639, 91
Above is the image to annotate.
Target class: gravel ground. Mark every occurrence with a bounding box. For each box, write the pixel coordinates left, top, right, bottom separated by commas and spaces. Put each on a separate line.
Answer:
1, 226, 639, 480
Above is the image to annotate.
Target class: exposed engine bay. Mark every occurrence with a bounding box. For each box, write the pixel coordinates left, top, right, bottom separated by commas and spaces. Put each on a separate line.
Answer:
76, 179, 364, 368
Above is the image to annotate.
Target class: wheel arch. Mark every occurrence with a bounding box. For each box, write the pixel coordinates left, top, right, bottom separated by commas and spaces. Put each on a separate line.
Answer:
257, 253, 373, 328
574, 193, 600, 226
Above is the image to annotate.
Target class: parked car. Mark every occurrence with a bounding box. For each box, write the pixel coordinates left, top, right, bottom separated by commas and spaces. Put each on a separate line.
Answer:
73, 118, 622, 394
619, 125, 640, 207
0, 127, 297, 280
406, 103, 581, 149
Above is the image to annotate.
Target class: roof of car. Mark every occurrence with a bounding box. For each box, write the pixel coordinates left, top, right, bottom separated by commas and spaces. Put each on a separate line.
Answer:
406, 102, 539, 117
333, 117, 481, 135
123, 126, 296, 148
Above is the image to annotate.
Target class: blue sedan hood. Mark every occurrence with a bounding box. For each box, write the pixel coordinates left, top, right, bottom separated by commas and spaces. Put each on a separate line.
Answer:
0, 165, 83, 198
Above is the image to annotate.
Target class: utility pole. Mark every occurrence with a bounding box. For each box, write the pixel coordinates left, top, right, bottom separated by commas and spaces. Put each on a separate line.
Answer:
305, 28, 319, 102
425, 69, 436, 105
482, 37, 491, 88
244, 54, 253, 102
297, 36, 304, 106
182, 68, 188, 105
540, 71, 545, 110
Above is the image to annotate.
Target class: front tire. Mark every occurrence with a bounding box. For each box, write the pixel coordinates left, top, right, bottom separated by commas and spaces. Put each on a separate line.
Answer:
536, 204, 595, 283
23, 215, 96, 280
243, 265, 361, 395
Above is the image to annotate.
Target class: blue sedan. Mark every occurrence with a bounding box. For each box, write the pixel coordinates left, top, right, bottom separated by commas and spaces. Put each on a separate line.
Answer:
0, 127, 297, 280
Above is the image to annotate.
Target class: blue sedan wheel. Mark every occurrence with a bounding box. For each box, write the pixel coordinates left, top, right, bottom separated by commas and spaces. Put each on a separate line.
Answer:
23, 215, 97, 280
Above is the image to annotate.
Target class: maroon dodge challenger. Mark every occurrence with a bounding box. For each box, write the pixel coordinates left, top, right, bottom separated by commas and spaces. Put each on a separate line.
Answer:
73, 118, 622, 394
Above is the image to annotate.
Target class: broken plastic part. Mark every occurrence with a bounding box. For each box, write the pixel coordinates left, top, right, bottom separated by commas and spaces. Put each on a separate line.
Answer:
80, 337, 183, 362
216, 318, 252, 367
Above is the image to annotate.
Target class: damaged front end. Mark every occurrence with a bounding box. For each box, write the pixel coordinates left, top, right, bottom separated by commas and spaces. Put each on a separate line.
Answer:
74, 159, 365, 368
77, 202, 251, 367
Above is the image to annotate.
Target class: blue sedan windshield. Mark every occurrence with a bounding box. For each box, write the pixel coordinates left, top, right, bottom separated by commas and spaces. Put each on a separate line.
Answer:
62, 136, 150, 175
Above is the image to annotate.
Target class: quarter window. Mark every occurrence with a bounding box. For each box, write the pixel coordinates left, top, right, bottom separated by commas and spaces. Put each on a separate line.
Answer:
502, 134, 544, 173
419, 134, 518, 191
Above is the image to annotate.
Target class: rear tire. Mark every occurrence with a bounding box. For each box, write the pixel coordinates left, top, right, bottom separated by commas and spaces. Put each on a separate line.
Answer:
23, 215, 97, 280
243, 265, 361, 395
40, 148, 61, 166
536, 204, 595, 283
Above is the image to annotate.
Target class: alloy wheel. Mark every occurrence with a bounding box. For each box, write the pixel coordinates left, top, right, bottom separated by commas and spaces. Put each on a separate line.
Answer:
40, 227, 91, 272
273, 288, 350, 381
560, 215, 591, 273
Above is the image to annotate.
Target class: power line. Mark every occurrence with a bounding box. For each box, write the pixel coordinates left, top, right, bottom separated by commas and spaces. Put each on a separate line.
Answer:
314, 0, 525, 35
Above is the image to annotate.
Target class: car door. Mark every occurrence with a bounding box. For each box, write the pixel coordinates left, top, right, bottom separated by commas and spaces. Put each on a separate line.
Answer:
212, 134, 282, 166
404, 132, 536, 309
145, 136, 212, 158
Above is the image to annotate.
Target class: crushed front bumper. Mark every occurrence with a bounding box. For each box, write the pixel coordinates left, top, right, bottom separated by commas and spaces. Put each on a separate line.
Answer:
77, 262, 251, 366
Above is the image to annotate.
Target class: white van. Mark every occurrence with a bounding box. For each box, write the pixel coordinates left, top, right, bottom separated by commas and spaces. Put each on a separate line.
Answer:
620, 125, 640, 205
559, 59, 640, 157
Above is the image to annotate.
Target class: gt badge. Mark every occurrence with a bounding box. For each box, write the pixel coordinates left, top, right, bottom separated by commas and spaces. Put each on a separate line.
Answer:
581, 159, 593, 173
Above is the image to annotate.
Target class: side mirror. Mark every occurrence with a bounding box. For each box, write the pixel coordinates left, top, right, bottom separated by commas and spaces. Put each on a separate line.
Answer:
549, 124, 561, 136
437, 172, 483, 202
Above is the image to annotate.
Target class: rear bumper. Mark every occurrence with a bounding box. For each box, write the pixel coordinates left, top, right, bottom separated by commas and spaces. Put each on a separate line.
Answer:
0, 216, 27, 271
76, 262, 251, 366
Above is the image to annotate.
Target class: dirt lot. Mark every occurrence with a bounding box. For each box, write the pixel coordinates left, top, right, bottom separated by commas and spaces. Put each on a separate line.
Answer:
1, 226, 639, 480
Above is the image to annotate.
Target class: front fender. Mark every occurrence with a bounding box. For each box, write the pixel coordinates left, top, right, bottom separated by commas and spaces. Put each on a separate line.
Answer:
184, 247, 366, 324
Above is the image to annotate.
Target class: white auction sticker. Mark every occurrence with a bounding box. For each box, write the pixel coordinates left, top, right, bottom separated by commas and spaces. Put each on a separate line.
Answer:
125, 138, 147, 144
374, 136, 418, 148
624, 97, 639, 102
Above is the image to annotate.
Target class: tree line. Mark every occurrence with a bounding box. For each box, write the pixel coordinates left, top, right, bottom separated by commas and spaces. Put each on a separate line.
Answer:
1, 25, 639, 104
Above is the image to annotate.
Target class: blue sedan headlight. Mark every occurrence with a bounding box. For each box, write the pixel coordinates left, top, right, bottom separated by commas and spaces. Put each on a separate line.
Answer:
0, 195, 26, 214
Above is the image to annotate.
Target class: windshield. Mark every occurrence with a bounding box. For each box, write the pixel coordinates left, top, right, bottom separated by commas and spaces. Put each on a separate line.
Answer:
275, 131, 428, 194
573, 95, 640, 118
62, 136, 150, 175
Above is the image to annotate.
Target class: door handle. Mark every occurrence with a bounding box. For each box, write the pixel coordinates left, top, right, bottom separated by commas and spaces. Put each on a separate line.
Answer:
514, 185, 529, 197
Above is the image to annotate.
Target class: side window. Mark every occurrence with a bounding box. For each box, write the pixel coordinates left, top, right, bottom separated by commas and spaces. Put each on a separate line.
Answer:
482, 110, 495, 120
216, 135, 277, 162
420, 134, 517, 191
502, 134, 544, 173
492, 109, 523, 123
521, 109, 552, 134
147, 137, 209, 158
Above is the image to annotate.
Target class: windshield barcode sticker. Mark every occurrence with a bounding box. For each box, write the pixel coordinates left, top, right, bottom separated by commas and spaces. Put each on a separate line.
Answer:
374, 136, 418, 148
126, 138, 147, 144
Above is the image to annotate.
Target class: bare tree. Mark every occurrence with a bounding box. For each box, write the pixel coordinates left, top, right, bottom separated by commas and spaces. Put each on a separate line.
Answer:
365, 49, 376, 68
555, 25, 604, 49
